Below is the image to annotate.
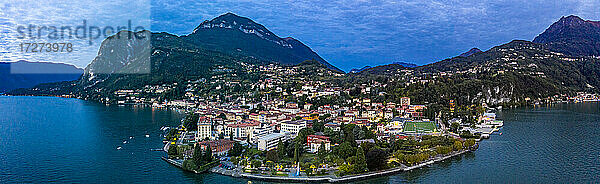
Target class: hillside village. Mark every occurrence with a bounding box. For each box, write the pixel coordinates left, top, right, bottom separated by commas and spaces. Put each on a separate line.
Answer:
136, 60, 513, 178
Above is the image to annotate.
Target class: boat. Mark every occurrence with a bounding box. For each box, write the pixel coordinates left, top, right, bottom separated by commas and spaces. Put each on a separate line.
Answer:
145, 134, 150, 138
129, 136, 134, 139
117, 146, 122, 150
123, 141, 128, 144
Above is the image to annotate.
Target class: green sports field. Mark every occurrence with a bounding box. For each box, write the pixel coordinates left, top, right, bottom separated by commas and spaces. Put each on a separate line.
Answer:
403, 121, 437, 133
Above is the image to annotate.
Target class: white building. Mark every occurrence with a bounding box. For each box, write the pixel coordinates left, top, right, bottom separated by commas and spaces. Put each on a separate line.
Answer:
307, 135, 331, 153
249, 124, 274, 144
196, 116, 212, 141
280, 120, 307, 136
257, 132, 289, 151
226, 120, 260, 140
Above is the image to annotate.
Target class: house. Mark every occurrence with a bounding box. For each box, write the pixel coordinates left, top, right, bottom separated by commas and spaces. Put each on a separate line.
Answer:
307, 135, 331, 153
449, 118, 465, 126
324, 122, 340, 131
226, 120, 260, 140
197, 139, 235, 156
355, 139, 375, 145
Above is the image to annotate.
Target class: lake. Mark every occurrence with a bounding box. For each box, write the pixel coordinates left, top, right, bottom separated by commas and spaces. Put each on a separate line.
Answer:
1, 96, 599, 183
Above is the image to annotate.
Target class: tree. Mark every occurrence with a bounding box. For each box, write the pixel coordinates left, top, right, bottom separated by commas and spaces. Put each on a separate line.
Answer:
286, 141, 297, 158
203, 145, 213, 163
317, 143, 327, 160
450, 122, 460, 132
323, 128, 335, 137
464, 138, 476, 148
251, 160, 262, 168
266, 149, 279, 162
193, 144, 204, 166
277, 140, 287, 158
231, 157, 239, 165
183, 113, 200, 131
334, 142, 355, 160
293, 143, 299, 163
182, 160, 197, 171
360, 142, 375, 153
363, 126, 376, 139
353, 147, 367, 174
312, 120, 325, 132
452, 140, 463, 151
228, 142, 243, 156
366, 148, 388, 171
435, 146, 452, 155
168, 145, 178, 157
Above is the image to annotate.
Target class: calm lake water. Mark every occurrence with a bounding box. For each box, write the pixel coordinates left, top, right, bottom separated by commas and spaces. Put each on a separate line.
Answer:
1, 96, 599, 183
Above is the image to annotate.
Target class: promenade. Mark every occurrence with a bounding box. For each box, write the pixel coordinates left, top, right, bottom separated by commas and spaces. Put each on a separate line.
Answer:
209, 149, 472, 183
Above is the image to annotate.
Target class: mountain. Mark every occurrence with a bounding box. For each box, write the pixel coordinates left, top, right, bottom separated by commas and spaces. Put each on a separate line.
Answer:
533, 15, 600, 56
0, 60, 82, 92
14, 13, 343, 101
350, 62, 416, 73
183, 13, 341, 72
458, 48, 482, 57
392, 62, 418, 68
349, 66, 372, 73
353, 40, 600, 105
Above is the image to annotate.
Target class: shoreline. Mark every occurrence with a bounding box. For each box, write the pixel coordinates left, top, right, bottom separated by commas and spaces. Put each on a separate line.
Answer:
208, 149, 472, 183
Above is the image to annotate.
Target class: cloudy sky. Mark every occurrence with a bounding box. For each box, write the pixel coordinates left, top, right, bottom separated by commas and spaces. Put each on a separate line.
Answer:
2, 0, 600, 71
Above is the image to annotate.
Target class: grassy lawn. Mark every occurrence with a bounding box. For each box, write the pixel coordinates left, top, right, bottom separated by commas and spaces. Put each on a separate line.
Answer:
404, 121, 437, 133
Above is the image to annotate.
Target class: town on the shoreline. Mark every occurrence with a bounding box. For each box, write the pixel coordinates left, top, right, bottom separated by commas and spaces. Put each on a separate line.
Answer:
93, 61, 600, 182
136, 62, 515, 181
14, 57, 600, 181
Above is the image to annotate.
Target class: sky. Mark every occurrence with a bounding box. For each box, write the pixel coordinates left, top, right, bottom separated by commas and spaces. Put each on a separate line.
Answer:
2, 0, 600, 72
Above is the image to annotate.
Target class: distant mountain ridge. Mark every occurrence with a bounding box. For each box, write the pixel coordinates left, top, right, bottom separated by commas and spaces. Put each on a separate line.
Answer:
533, 15, 600, 56
350, 62, 416, 74
349, 66, 372, 73
458, 48, 482, 57
1, 61, 82, 92
392, 62, 418, 68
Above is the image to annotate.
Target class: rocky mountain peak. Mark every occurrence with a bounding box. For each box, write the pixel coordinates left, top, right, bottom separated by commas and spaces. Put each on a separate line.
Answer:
533, 15, 600, 56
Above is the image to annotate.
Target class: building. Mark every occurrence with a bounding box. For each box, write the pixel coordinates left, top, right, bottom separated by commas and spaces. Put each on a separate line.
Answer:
197, 139, 235, 156
324, 122, 340, 131
355, 139, 375, 145
226, 120, 260, 140
400, 97, 411, 107
257, 132, 289, 151
307, 135, 330, 153
280, 120, 307, 136
249, 124, 274, 144
197, 116, 212, 141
